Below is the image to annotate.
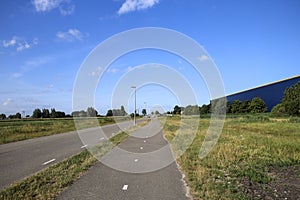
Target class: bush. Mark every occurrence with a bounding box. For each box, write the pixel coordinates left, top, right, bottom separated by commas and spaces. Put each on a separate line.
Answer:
281, 81, 300, 116
249, 97, 267, 113
289, 117, 300, 123
270, 103, 288, 118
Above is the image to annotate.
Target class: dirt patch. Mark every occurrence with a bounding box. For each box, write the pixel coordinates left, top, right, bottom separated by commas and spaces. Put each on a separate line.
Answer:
240, 165, 300, 199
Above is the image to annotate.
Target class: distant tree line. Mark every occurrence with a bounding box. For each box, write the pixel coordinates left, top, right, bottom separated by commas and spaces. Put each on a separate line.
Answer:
0, 113, 22, 119
228, 97, 267, 114
72, 107, 98, 117
169, 81, 300, 117
170, 97, 268, 115
106, 106, 127, 117
3, 81, 298, 120
32, 108, 67, 118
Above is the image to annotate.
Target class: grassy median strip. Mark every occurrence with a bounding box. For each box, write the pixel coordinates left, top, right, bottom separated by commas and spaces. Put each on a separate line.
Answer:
0, 133, 127, 199
0, 119, 149, 199
163, 115, 300, 199
0, 117, 121, 144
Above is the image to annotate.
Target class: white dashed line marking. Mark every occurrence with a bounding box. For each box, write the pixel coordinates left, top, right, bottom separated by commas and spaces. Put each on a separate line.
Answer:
42, 158, 56, 165
81, 145, 88, 148
122, 185, 128, 190
100, 137, 104, 140
140, 146, 143, 150
143, 140, 146, 143
134, 159, 138, 162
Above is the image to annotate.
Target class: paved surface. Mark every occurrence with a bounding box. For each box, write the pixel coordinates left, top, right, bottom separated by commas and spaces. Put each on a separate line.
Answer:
0, 119, 143, 190
57, 118, 190, 200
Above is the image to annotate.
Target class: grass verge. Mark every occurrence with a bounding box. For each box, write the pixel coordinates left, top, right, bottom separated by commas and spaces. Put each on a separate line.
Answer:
0, 117, 122, 144
0, 119, 150, 199
163, 115, 300, 199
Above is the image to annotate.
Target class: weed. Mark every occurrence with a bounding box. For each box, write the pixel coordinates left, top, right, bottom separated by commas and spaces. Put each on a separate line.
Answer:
163, 116, 300, 199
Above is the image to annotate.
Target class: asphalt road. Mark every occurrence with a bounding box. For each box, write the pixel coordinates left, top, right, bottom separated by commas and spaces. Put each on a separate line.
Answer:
57, 118, 191, 200
0, 119, 142, 191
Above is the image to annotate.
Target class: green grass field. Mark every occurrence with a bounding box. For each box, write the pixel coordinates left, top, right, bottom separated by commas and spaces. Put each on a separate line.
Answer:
163, 114, 300, 199
0, 117, 118, 144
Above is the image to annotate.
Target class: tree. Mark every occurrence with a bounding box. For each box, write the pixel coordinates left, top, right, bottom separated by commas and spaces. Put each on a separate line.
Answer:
142, 108, 147, 116
241, 100, 251, 113
130, 113, 139, 117
106, 109, 113, 116
15, 112, 21, 119
249, 97, 267, 113
49, 108, 65, 118
173, 105, 182, 115
87, 107, 98, 117
42, 108, 50, 118
270, 103, 287, 117
32, 108, 42, 118
184, 105, 199, 115
120, 105, 127, 116
226, 102, 232, 113
71, 111, 79, 117
199, 104, 210, 114
72, 110, 87, 117
0, 113, 6, 119
231, 100, 242, 114
112, 109, 121, 116
50, 108, 56, 118
7, 112, 21, 119
79, 110, 87, 117
281, 81, 300, 116
55, 111, 65, 118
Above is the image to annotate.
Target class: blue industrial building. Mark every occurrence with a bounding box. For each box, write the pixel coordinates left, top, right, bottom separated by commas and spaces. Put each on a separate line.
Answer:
225, 75, 300, 111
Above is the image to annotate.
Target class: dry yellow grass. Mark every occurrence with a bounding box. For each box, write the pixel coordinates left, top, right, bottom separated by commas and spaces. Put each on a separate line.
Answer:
162, 115, 300, 199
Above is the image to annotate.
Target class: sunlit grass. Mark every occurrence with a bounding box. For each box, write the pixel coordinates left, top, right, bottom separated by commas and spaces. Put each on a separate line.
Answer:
163, 115, 300, 199
0, 117, 117, 144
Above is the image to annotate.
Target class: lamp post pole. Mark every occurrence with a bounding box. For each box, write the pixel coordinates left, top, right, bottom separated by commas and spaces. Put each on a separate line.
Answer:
131, 86, 136, 126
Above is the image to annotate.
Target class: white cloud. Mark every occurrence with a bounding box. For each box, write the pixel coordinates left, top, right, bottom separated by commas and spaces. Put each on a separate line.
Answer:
33, 0, 61, 12
32, 0, 75, 15
11, 73, 23, 78
89, 66, 103, 77
22, 57, 49, 71
2, 36, 38, 52
107, 68, 119, 73
56, 29, 85, 42
3, 98, 13, 106
3, 36, 17, 47
126, 65, 145, 72
16, 42, 31, 52
118, 0, 159, 15
126, 66, 135, 72
59, 4, 75, 16
198, 55, 210, 61
11, 57, 50, 79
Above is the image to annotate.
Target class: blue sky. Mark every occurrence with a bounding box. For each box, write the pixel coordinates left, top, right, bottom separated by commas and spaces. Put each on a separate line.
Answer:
0, 0, 299, 116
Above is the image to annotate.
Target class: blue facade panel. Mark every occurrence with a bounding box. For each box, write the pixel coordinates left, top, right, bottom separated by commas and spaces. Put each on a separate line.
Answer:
226, 76, 300, 111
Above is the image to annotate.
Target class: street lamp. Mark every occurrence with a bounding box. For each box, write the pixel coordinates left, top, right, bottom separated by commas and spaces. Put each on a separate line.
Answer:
131, 86, 136, 126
